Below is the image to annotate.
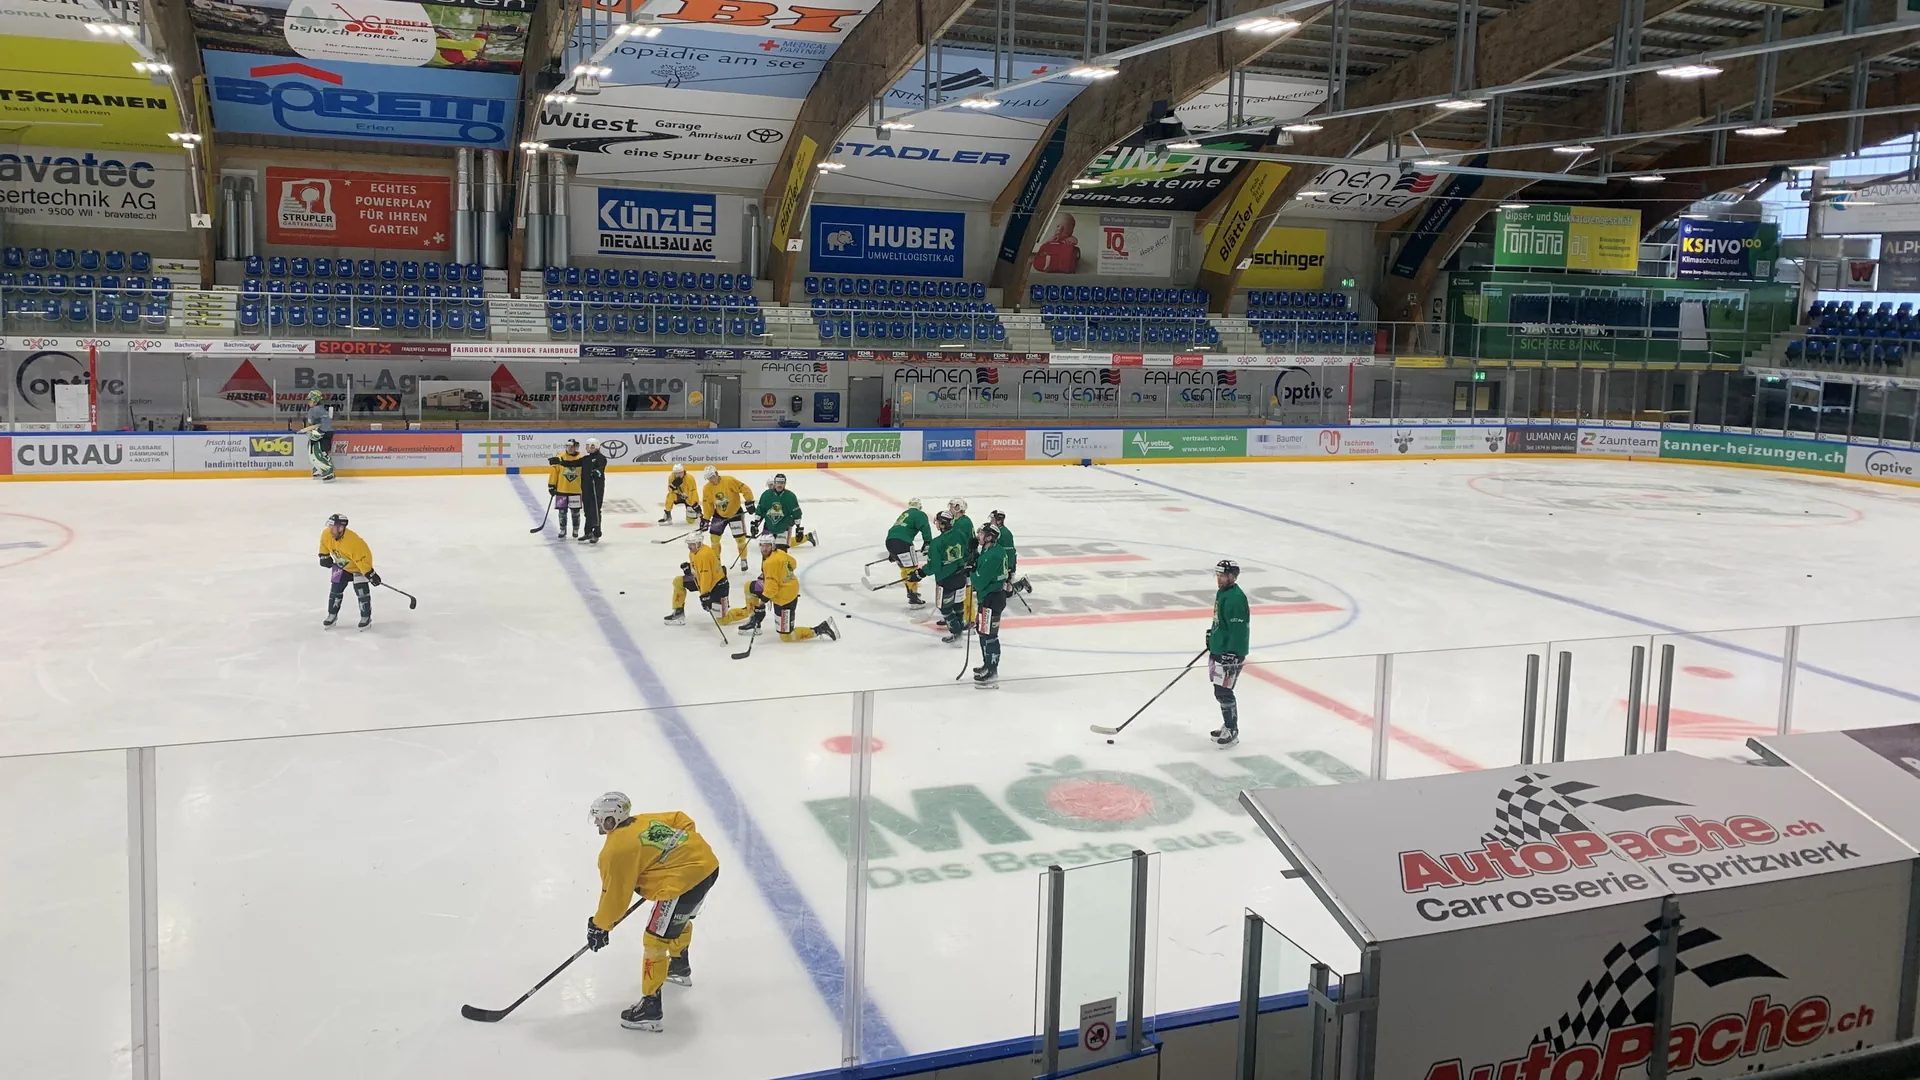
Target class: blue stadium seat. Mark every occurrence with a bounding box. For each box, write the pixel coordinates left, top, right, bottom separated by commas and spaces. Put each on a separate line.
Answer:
245, 255, 263, 276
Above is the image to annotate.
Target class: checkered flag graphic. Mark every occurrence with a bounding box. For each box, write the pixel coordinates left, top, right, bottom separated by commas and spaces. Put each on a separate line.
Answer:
1537, 919, 1786, 1053
1480, 772, 1690, 848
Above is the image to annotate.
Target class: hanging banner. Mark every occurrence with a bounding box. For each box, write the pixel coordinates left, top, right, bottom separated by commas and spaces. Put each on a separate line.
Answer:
1494, 204, 1641, 272
1030, 212, 1173, 277
0, 0, 146, 40
540, 91, 796, 187
1821, 183, 1920, 234
263, 166, 452, 250
1238, 226, 1328, 288
572, 186, 742, 261
1677, 219, 1779, 280
189, 0, 529, 72
0, 38, 180, 150
771, 134, 816, 242
997, 118, 1066, 264
808, 204, 964, 278
1880, 232, 1920, 291
1390, 158, 1485, 279
0, 147, 188, 231
1201, 162, 1290, 275
1280, 144, 1441, 223
204, 50, 519, 149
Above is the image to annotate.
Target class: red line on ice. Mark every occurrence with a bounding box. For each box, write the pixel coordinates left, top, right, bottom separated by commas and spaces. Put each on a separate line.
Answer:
1005, 601, 1339, 629
1241, 664, 1485, 774
822, 470, 905, 507
1020, 553, 1147, 566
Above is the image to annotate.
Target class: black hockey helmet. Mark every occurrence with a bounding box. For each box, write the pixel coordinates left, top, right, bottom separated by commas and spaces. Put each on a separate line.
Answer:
989, 509, 1006, 524
978, 522, 1000, 545
327, 513, 348, 528
1214, 558, 1240, 579
934, 510, 953, 530
771, 472, 787, 486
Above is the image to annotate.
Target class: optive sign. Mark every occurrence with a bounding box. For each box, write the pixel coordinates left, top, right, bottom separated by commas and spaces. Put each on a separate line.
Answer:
204, 51, 519, 149
808, 204, 964, 278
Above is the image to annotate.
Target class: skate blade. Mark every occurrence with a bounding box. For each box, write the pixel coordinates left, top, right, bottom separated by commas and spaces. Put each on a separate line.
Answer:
667, 974, 692, 987
620, 1018, 665, 1032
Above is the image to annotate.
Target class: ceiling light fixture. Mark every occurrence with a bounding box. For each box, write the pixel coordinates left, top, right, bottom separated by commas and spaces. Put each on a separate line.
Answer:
1436, 98, 1485, 111
1067, 66, 1118, 79
880, 121, 915, 130
1070, 177, 1100, 187
84, 21, 135, 37
1412, 158, 1448, 168
957, 97, 1001, 109
1790, 163, 1830, 172
545, 93, 578, 104
816, 161, 847, 171
1237, 17, 1299, 33
1295, 190, 1327, 198
1553, 144, 1596, 155
132, 61, 171, 75
519, 141, 550, 152
166, 132, 202, 146
1631, 174, 1667, 183
1499, 203, 1531, 210
1657, 63, 1722, 79
615, 21, 663, 37
1735, 125, 1788, 137
1165, 140, 1202, 150
1281, 121, 1323, 133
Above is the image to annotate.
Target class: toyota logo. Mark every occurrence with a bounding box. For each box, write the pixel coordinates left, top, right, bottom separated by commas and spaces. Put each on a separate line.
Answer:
747, 128, 784, 143
599, 438, 629, 460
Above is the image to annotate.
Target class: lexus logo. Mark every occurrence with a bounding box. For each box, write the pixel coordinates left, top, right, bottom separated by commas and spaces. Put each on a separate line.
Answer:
747, 128, 784, 143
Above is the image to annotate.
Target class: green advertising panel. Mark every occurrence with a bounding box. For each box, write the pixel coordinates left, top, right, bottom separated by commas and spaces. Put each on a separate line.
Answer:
1121, 428, 1249, 459
1493, 205, 1641, 272
1659, 431, 1846, 472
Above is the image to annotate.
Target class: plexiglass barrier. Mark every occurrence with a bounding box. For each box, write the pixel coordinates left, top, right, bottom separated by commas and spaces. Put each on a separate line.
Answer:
8, 612, 1920, 1079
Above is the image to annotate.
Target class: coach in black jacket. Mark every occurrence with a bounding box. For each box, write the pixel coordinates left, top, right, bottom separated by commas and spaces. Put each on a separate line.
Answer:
551, 440, 609, 542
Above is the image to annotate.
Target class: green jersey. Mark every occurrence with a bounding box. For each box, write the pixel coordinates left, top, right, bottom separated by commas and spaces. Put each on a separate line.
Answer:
886, 506, 934, 547
951, 513, 976, 555
994, 524, 1016, 573
927, 525, 969, 583
755, 488, 802, 533
1207, 584, 1250, 657
970, 544, 1011, 596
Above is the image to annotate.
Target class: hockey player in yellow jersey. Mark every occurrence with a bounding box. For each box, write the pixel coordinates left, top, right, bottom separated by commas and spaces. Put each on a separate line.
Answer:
660, 463, 700, 524
665, 531, 744, 627
730, 534, 839, 642
586, 792, 721, 1032
547, 440, 587, 540
700, 465, 755, 570
316, 512, 380, 629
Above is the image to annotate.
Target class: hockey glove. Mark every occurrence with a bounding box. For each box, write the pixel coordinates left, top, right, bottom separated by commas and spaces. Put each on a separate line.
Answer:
319, 553, 334, 568
548, 485, 557, 497
586, 918, 609, 952
906, 569, 925, 583
365, 570, 381, 587
748, 516, 760, 538
743, 608, 765, 632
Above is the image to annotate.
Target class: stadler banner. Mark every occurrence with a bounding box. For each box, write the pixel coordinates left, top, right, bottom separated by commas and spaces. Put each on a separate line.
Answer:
1494, 204, 1640, 273
1677, 219, 1779, 280
578, 186, 743, 261
0, 146, 188, 231
808, 204, 964, 278
264, 166, 452, 250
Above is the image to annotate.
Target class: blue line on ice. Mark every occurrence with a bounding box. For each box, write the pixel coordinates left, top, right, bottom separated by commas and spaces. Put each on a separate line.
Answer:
1105, 466, 1920, 706
509, 474, 905, 1059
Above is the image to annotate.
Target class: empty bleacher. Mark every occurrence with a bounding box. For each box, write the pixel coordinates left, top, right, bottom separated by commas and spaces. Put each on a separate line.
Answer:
1, 247, 172, 330
1031, 283, 1218, 348
1245, 289, 1372, 352
1787, 299, 1912, 369
546, 266, 764, 340
811, 275, 1003, 345
237, 256, 492, 337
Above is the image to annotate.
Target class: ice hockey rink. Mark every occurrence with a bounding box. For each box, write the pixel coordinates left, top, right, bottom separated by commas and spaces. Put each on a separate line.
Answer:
7, 456, 1920, 1080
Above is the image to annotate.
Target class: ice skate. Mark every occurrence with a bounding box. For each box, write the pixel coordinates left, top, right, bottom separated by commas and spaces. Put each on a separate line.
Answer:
817, 618, 839, 641
322, 612, 337, 628
1212, 727, 1240, 748
657, 513, 671, 524
357, 614, 371, 630
906, 592, 926, 607
735, 557, 749, 571
619, 994, 664, 1032
972, 665, 998, 686
941, 629, 965, 644
667, 951, 692, 987
663, 610, 685, 625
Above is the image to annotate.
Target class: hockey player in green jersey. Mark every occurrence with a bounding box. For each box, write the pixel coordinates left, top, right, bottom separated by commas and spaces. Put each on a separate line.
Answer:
753, 473, 813, 553
913, 510, 971, 642
884, 498, 936, 606
988, 509, 1031, 598
947, 498, 975, 557
969, 522, 1013, 685
1207, 559, 1251, 747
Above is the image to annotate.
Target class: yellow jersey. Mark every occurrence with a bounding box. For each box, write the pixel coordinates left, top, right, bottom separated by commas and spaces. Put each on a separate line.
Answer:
686, 543, 726, 594
593, 811, 720, 931
317, 527, 374, 575
759, 548, 800, 606
549, 452, 585, 495
667, 471, 700, 505
702, 474, 753, 520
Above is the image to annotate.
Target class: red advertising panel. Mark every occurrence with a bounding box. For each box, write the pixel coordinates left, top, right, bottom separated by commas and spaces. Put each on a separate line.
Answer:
265, 167, 452, 251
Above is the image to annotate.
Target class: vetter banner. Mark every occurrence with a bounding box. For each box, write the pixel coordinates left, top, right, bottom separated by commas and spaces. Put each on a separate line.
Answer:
264, 167, 452, 250
0, 146, 187, 231
204, 50, 519, 149
808, 204, 964, 278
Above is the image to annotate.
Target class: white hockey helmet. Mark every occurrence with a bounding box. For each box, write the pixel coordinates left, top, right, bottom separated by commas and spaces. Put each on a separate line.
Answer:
671, 463, 686, 476
685, 532, 707, 548
908, 497, 923, 509
703, 465, 720, 483
585, 438, 600, 452
949, 497, 968, 515
590, 791, 631, 834
759, 532, 778, 549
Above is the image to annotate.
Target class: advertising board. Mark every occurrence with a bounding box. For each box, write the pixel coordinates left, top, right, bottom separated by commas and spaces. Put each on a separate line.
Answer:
1494, 204, 1641, 273
463, 429, 770, 470
1031, 212, 1174, 278
1576, 426, 1660, 457
775, 429, 920, 462
1200, 162, 1290, 275
1505, 426, 1575, 454
1846, 443, 1920, 482
1677, 219, 1779, 280
573, 186, 743, 261
177, 432, 313, 474
1659, 431, 1845, 472
1280, 145, 1440, 223
1024, 428, 1122, 461
0, 146, 187, 231
7, 433, 174, 474
808, 204, 965, 278
919, 431, 975, 461
332, 431, 464, 469
1120, 428, 1247, 459
0, 38, 179, 150
204, 50, 519, 149
264, 167, 452, 250
1237, 226, 1329, 288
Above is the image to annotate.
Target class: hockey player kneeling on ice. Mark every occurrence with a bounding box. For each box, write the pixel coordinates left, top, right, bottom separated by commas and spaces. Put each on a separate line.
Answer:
733, 534, 837, 642
1207, 559, 1250, 747
885, 498, 935, 607
753, 472, 814, 553
586, 793, 721, 1033
970, 522, 1012, 684
548, 440, 587, 540
700, 465, 755, 570
914, 510, 972, 643
317, 513, 378, 629
665, 531, 740, 625
660, 463, 700, 524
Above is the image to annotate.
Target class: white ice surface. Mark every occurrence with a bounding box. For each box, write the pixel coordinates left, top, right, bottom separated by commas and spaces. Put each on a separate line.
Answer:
6, 458, 1920, 1080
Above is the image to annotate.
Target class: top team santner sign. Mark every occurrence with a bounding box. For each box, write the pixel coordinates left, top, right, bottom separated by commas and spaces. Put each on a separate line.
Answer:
1241, 752, 1914, 944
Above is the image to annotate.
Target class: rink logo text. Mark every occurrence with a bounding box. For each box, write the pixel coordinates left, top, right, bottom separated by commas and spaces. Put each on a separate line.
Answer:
805, 751, 1365, 890
248, 436, 295, 457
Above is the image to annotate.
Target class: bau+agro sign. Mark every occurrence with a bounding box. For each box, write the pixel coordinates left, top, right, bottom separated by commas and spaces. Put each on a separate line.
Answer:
1660, 432, 1845, 472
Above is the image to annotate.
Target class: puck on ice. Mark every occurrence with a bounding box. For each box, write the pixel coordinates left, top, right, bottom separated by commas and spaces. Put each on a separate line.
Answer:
1106, 739, 1115, 744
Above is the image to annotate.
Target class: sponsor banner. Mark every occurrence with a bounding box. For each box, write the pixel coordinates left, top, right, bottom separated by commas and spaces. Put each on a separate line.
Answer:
1031, 211, 1174, 278
0, 147, 188, 231
191, 357, 686, 419
1840, 258, 1879, 290
1577, 426, 1659, 457
771, 133, 815, 240
1024, 428, 1122, 461
745, 358, 848, 427
9, 433, 174, 473
204, 50, 518, 149
1391, 158, 1485, 279
919, 431, 975, 462
0, 0, 144, 40
1505, 426, 1576, 455
1879, 232, 1920, 291
1238, 226, 1329, 288
177, 432, 313, 473
1820, 182, 1920, 234
124, 338, 316, 355
776, 429, 919, 462
448, 343, 580, 358
463, 429, 769, 469
1660, 431, 1845, 472
1120, 427, 1247, 459
822, 48, 1083, 203
0, 38, 179, 150
331, 431, 463, 469
538, 91, 796, 188
808, 204, 964, 278
190, 0, 529, 73
970, 430, 1026, 461
1279, 145, 1439, 223
1847, 444, 1920, 482
316, 340, 453, 357
265, 167, 451, 251
998, 119, 1067, 263
1200, 162, 1290, 275
1494, 204, 1641, 273
1385, 427, 1505, 456
573, 186, 742, 262
1247, 426, 1326, 457
1676, 219, 1779, 280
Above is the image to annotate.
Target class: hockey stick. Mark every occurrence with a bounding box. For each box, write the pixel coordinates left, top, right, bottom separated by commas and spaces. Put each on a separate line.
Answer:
1090, 650, 1208, 736
528, 494, 554, 534
653, 529, 696, 546
954, 585, 974, 682
730, 625, 759, 660
460, 897, 645, 1023
868, 576, 905, 592
378, 582, 419, 610
707, 605, 730, 646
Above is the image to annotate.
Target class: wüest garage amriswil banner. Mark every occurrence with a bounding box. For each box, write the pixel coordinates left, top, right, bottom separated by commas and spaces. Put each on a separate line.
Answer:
1242, 753, 1916, 1079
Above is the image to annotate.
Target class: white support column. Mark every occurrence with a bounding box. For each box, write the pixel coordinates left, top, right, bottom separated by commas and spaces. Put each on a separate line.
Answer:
127, 746, 160, 1080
